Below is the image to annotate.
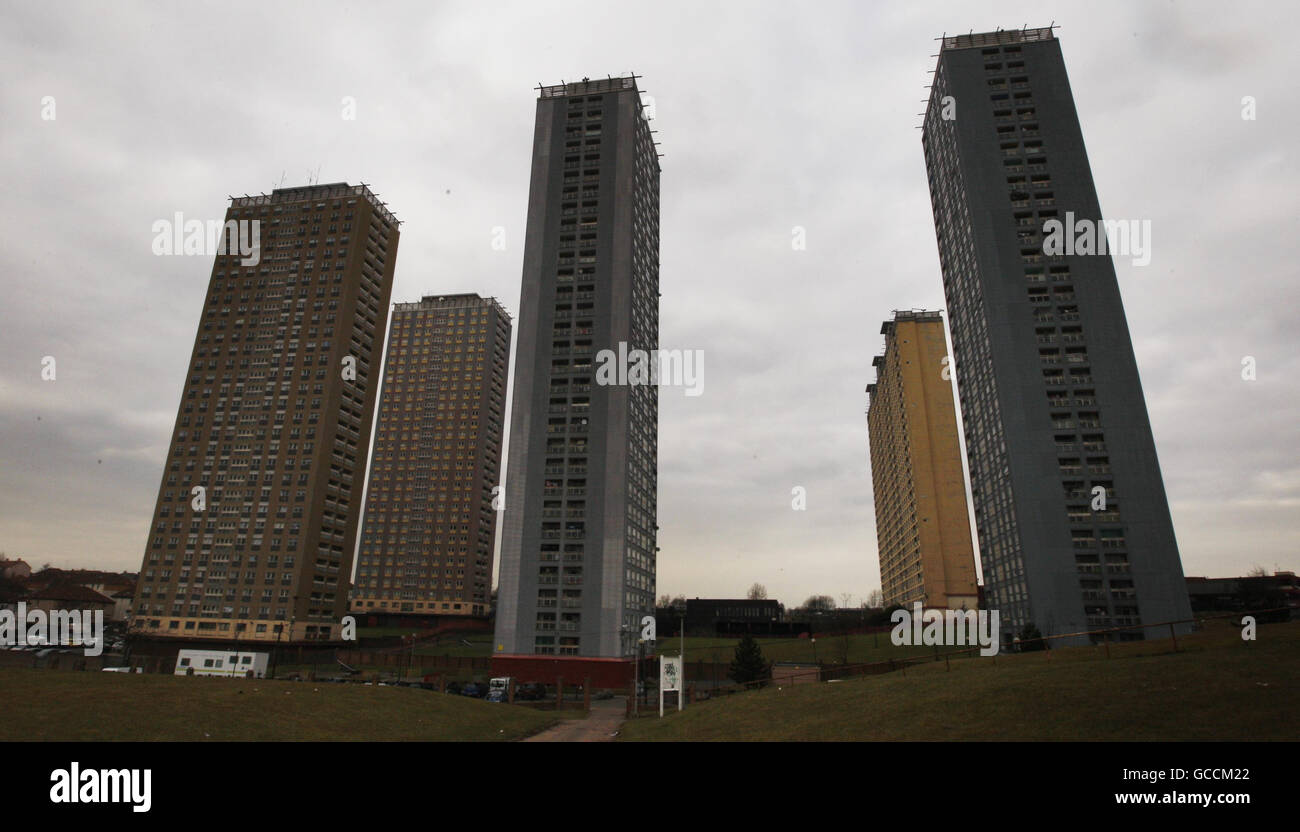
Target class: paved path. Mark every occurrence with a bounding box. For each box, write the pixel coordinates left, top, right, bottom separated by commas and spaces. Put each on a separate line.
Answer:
521, 697, 627, 742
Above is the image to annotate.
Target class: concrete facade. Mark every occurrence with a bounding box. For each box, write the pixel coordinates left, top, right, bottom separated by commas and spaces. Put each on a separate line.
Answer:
132, 183, 399, 643
351, 293, 511, 618
495, 76, 660, 658
867, 310, 979, 610
921, 29, 1191, 644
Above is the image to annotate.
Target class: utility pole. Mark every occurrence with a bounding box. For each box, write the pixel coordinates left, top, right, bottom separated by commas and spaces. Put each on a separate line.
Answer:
633, 637, 641, 717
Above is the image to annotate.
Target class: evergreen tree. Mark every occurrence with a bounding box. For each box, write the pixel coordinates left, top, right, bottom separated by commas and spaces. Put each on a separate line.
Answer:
1017, 623, 1047, 652
729, 634, 770, 685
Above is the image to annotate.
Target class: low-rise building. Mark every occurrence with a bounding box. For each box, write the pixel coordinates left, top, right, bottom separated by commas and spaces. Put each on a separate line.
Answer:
1186, 572, 1297, 620
0, 558, 32, 580
22, 583, 114, 617
684, 599, 785, 637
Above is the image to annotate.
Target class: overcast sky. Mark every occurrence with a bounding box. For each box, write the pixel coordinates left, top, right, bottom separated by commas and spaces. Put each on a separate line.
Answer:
1, 0, 1297, 607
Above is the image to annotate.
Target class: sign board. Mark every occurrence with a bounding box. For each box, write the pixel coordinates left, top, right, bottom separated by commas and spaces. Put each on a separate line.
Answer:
658, 655, 684, 717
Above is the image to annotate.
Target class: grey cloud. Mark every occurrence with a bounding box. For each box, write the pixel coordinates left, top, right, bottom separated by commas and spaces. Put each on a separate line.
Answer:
1, 0, 1296, 608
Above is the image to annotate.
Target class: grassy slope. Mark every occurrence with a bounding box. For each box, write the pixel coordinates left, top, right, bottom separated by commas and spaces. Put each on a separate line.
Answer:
0, 670, 553, 741
655, 633, 950, 666
375, 631, 953, 664
619, 621, 1300, 741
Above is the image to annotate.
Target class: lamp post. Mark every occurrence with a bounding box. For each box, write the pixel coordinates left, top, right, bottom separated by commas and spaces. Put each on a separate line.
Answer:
231, 620, 241, 679
621, 624, 637, 717
271, 620, 283, 678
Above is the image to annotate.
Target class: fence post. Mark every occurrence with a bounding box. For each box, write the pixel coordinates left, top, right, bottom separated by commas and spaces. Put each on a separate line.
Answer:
1169, 622, 1178, 652
1104, 633, 1110, 659
945, 653, 950, 672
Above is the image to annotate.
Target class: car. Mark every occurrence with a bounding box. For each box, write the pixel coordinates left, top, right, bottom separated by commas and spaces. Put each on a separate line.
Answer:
460, 683, 484, 698
514, 682, 546, 701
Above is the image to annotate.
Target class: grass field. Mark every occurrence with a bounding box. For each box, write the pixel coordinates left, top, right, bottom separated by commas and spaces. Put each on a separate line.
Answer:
618, 620, 1300, 741
656, 631, 952, 666
389, 631, 959, 664
0, 670, 554, 741
412, 634, 495, 657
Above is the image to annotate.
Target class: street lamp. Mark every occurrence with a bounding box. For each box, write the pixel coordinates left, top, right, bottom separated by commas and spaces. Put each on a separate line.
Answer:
271, 620, 283, 678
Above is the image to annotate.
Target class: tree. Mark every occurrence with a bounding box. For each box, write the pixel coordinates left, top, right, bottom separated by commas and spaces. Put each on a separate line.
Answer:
835, 630, 852, 664
1245, 565, 1269, 578
802, 595, 835, 613
1017, 623, 1047, 652
839, 592, 854, 609
864, 589, 884, 609
747, 583, 767, 600
729, 634, 770, 686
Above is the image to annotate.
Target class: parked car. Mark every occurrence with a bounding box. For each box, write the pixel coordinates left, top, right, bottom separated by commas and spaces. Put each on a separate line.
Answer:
460, 682, 484, 698
514, 682, 546, 701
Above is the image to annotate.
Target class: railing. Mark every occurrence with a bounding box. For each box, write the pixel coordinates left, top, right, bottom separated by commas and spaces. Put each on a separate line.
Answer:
674, 606, 1293, 702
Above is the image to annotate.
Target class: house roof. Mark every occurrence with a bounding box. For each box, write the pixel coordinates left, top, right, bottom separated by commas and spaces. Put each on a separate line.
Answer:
23, 583, 114, 604
0, 577, 26, 603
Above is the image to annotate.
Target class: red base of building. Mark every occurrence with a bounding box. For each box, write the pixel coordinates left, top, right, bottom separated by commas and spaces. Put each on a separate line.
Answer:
490, 654, 648, 689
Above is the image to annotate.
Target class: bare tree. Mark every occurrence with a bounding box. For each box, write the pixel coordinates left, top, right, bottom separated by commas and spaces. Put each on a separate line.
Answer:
836, 630, 852, 664
658, 595, 688, 610
839, 592, 853, 609
802, 595, 835, 613
1246, 565, 1269, 578
747, 583, 767, 600
864, 589, 884, 609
